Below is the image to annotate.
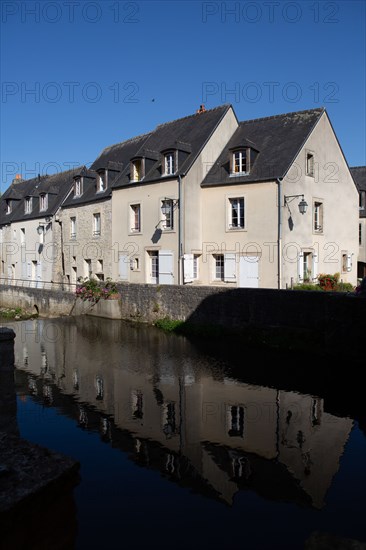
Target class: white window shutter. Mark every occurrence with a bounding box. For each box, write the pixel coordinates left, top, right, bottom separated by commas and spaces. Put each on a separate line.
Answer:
298, 252, 304, 282
27, 261, 32, 279
183, 254, 194, 283
312, 252, 318, 281
158, 250, 174, 285
118, 253, 129, 281
224, 253, 236, 282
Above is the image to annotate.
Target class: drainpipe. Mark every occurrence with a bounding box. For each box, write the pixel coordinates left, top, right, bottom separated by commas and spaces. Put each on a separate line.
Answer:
178, 174, 184, 285
277, 178, 283, 290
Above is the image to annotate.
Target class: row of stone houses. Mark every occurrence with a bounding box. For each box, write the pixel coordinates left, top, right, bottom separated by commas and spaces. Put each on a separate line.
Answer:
0, 104, 364, 289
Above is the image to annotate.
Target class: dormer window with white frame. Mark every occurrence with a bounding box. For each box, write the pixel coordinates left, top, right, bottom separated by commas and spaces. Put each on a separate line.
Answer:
231, 148, 249, 175
164, 152, 176, 176
74, 177, 83, 197
131, 159, 143, 182
39, 194, 48, 212
97, 170, 107, 193
25, 197, 33, 214
6, 200, 12, 214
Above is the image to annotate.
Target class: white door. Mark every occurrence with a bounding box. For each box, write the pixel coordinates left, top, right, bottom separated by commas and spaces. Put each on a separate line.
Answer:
158, 250, 174, 285
31, 261, 37, 288
183, 254, 194, 283
239, 256, 259, 288
118, 253, 129, 281
149, 251, 159, 284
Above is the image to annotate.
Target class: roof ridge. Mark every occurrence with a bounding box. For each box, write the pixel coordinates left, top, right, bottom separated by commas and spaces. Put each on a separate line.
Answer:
99, 131, 153, 154
155, 104, 230, 130
239, 107, 325, 125
350, 165, 366, 169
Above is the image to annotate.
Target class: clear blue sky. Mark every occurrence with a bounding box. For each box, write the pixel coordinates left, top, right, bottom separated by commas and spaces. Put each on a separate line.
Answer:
1, 0, 365, 191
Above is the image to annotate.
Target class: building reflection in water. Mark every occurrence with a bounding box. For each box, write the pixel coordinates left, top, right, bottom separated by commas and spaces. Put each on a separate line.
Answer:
13, 317, 354, 509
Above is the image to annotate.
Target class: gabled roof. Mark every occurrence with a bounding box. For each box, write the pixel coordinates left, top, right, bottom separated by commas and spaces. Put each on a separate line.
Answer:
0, 168, 80, 225
111, 104, 232, 189
350, 166, 366, 192
202, 108, 325, 187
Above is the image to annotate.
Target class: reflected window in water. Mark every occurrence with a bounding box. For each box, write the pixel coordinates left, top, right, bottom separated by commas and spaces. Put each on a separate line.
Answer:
73, 370, 79, 391
166, 453, 175, 474
40, 345, 48, 375
227, 405, 244, 438
79, 406, 88, 428
95, 376, 104, 401
28, 377, 37, 395
131, 390, 143, 420
23, 346, 29, 367
311, 398, 322, 427
162, 402, 176, 438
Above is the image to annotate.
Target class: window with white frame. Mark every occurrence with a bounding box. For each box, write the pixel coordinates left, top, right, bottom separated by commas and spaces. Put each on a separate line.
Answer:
97, 170, 106, 192
20, 228, 25, 244
25, 197, 33, 214
6, 200, 12, 214
131, 159, 143, 182
70, 217, 76, 239
84, 258, 92, 278
39, 194, 48, 211
231, 149, 249, 175
229, 197, 245, 229
130, 204, 141, 232
313, 201, 323, 232
359, 223, 362, 246
161, 199, 174, 230
360, 191, 366, 211
93, 213, 101, 236
303, 252, 312, 281
74, 178, 83, 197
214, 254, 224, 281
342, 252, 352, 273
164, 152, 175, 176
306, 152, 315, 176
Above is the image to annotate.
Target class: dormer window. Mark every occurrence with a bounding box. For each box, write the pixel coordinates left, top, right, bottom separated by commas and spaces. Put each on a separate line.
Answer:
74, 177, 83, 197
6, 200, 12, 214
231, 149, 249, 175
25, 197, 33, 214
130, 159, 143, 182
97, 170, 107, 192
39, 194, 48, 211
164, 152, 176, 176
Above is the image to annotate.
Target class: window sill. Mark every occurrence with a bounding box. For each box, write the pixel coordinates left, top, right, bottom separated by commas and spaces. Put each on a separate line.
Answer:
128, 231, 142, 236
226, 227, 246, 232
229, 172, 249, 177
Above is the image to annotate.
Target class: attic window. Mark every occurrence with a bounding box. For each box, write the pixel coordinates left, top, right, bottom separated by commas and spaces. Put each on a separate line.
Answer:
25, 197, 33, 214
97, 170, 107, 192
164, 152, 176, 176
40, 194, 48, 211
231, 149, 250, 175
131, 159, 143, 182
6, 200, 12, 214
74, 177, 83, 197
306, 152, 315, 177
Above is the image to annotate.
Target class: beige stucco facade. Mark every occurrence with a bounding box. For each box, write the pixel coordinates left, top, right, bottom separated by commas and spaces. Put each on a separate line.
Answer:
60, 198, 112, 285
281, 111, 359, 287
111, 106, 239, 284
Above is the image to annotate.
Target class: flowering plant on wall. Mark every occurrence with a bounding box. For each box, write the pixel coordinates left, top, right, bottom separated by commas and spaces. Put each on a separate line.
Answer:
75, 277, 119, 303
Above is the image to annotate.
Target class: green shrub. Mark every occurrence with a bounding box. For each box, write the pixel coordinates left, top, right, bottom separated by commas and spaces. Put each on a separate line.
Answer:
292, 283, 323, 291
154, 318, 185, 332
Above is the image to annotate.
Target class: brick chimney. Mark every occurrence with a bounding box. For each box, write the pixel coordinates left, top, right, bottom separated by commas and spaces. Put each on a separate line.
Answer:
196, 104, 206, 114
12, 174, 24, 184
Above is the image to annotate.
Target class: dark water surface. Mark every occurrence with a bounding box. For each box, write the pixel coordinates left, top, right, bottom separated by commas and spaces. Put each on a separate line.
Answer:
8, 317, 366, 549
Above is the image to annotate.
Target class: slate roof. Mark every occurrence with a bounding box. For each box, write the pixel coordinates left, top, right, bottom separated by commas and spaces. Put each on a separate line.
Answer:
0, 168, 80, 225
351, 166, 366, 219
202, 108, 325, 187
62, 134, 153, 207
111, 104, 232, 189
350, 166, 366, 192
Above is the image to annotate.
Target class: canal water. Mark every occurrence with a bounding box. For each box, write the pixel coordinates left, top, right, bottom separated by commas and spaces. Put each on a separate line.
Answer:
7, 317, 366, 549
